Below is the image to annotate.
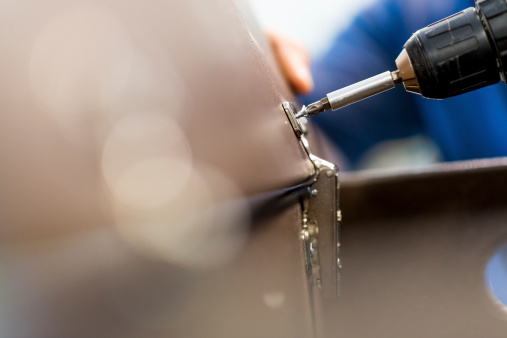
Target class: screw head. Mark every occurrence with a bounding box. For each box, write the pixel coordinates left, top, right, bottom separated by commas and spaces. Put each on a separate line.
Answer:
337, 210, 342, 222
301, 230, 310, 241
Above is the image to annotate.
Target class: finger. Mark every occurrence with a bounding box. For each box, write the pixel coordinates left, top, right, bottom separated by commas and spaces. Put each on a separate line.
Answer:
280, 48, 314, 94
268, 32, 314, 94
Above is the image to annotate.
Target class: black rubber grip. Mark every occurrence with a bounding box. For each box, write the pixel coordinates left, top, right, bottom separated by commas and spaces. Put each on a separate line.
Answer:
477, 0, 507, 83
405, 7, 500, 99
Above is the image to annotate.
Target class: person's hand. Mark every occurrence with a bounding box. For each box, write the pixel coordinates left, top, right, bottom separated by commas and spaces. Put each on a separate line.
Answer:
267, 31, 314, 95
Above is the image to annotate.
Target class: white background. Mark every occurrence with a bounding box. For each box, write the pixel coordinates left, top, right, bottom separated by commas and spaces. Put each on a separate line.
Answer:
247, 0, 378, 57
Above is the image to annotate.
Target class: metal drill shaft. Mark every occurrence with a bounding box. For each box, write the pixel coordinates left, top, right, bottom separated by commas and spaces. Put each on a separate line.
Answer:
297, 71, 401, 118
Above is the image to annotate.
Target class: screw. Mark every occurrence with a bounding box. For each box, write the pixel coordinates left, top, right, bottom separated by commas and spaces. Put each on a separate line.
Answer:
311, 189, 318, 197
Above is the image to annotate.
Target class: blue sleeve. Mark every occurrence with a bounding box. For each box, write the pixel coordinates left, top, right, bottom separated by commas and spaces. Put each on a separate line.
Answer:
302, 0, 475, 167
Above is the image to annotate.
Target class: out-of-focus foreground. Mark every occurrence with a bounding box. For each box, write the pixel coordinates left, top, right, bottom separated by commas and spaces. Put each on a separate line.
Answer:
0, 1, 317, 337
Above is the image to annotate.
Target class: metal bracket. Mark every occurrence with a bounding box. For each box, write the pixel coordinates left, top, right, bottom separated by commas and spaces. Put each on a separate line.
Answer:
282, 102, 342, 303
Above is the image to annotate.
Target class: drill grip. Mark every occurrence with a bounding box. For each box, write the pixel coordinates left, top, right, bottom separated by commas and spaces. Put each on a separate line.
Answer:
404, 7, 499, 99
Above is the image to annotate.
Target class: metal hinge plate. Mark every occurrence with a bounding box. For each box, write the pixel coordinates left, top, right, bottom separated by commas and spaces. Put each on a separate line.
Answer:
282, 102, 341, 302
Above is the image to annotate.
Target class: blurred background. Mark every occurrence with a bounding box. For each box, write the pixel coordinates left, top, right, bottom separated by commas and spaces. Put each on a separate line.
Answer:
247, 0, 376, 58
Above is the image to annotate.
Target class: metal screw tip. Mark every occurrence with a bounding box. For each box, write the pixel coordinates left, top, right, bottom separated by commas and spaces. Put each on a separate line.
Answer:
295, 106, 308, 118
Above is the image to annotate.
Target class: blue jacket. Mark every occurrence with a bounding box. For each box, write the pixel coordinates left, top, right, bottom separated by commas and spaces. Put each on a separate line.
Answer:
304, 0, 507, 168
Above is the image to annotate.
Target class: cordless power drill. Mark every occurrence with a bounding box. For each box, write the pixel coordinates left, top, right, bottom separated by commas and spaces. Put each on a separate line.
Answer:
297, 0, 507, 118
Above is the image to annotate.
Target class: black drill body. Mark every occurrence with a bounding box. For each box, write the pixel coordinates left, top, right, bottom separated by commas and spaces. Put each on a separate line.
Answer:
298, 0, 507, 119
403, 0, 507, 99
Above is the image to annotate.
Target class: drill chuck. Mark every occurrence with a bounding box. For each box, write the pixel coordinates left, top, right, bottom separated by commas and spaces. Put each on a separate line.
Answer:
396, 0, 507, 99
